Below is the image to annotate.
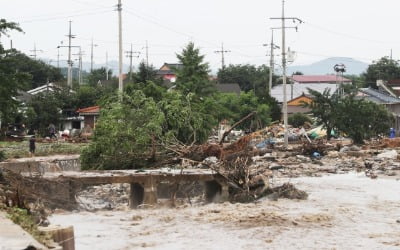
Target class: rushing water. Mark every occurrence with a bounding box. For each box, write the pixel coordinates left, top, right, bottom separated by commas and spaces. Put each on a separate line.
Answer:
50, 172, 400, 250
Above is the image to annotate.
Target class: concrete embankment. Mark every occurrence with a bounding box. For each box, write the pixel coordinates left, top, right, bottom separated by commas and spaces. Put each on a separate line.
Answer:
0, 154, 80, 173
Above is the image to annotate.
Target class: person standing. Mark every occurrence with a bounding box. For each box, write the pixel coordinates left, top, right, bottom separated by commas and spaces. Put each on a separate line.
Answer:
29, 136, 36, 157
48, 124, 56, 140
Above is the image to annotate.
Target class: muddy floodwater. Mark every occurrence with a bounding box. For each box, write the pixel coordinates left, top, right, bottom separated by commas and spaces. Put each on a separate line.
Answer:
50, 173, 400, 249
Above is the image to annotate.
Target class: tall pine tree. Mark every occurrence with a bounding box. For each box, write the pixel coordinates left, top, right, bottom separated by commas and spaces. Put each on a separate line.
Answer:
175, 42, 215, 96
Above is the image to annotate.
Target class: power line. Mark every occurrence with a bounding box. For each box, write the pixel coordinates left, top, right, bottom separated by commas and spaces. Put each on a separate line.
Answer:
304, 21, 399, 45
19, 9, 112, 23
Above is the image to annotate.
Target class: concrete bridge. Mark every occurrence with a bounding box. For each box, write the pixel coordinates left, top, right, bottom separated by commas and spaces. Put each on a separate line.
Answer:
41, 169, 229, 208
1, 156, 229, 208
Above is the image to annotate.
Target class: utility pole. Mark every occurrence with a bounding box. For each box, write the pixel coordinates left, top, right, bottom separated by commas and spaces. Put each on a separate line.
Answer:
125, 43, 140, 81
29, 43, 43, 60
215, 43, 231, 70
270, 0, 302, 148
145, 40, 149, 68
73, 47, 84, 85
58, 22, 78, 88
117, 0, 123, 98
106, 51, 109, 80
90, 38, 98, 72
57, 46, 61, 68
66, 21, 76, 88
263, 29, 280, 96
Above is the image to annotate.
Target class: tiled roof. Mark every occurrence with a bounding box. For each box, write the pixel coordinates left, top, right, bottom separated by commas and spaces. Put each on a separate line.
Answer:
157, 63, 183, 75
77, 106, 100, 114
358, 88, 400, 104
291, 75, 351, 83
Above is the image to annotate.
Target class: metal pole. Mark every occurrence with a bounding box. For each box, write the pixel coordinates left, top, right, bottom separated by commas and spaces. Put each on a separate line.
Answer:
118, 0, 123, 98
106, 51, 109, 80
281, 0, 288, 147
129, 43, 133, 80
67, 21, 72, 87
91, 38, 94, 72
57, 47, 60, 68
78, 47, 82, 85
145, 40, 149, 68
269, 30, 274, 96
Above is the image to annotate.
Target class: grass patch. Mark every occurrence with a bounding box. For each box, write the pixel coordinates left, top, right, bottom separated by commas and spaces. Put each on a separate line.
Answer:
2, 205, 52, 245
0, 140, 87, 159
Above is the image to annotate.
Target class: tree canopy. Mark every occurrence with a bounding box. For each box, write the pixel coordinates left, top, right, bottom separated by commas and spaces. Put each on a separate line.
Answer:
305, 87, 394, 143
0, 20, 27, 126
217, 64, 278, 96
363, 57, 400, 88
174, 42, 215, 96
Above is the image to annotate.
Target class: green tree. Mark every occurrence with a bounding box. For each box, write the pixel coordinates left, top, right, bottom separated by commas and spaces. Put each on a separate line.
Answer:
134, 61, 161, 84
7, 51, 63, 89
87, 67, 112, 86
26, 93, 62, 135
0, 19, 22, 37
214, 91, 271, 132
304, 88, 339, 140
288, 113, 312, 128
81, 91, 165, 170
175, 42, 215, 96
218, 64, 278, 96
0, 20, 28, 127
363, 57, 400, 88
335, 94, 394, 144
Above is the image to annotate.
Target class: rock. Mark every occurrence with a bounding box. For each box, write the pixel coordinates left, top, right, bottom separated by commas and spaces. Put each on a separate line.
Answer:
349, 145, 361, 151
269, 164, 284, 170
327, 151, 340, 158
296, 155, 311, 163
340, 146, 350, 153
396, 219, 400, 223
377, 150, 398, 160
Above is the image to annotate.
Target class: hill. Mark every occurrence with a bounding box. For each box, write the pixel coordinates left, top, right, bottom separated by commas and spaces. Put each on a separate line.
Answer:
288, 57, 369, 75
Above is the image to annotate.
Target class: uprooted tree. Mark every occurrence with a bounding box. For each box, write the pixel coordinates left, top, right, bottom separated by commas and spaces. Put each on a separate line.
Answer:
81, 42, 276, 170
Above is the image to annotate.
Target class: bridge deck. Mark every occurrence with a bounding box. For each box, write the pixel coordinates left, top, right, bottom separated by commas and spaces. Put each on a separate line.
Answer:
37, 169, 220, 185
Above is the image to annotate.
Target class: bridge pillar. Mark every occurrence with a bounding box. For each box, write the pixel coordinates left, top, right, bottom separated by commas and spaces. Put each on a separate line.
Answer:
129, 183, 144, 209
205, 180, 229, 202
143, 177, 158, 206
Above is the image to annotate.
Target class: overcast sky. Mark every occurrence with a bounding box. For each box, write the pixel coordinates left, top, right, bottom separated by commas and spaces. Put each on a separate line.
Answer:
1, 0, 399, 73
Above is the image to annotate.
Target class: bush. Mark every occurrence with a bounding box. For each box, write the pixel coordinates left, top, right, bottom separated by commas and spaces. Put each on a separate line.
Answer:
288, 113, 312, 128
0, 150, 5, 162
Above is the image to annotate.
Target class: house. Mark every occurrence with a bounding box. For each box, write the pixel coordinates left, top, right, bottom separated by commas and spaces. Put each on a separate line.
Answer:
271, 75, 352, 103
59, 108, 84, 131
77, 106, 100, 129
287, 94, 312, 115
271, 83, 339, 103
156, 63, 183, 85
357, 88, 400, 134
27, 82, 59, 95
384, 79, 400, 97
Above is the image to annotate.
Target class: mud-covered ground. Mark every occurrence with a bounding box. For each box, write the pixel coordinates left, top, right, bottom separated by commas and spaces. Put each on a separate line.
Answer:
50, 172, 400, 250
